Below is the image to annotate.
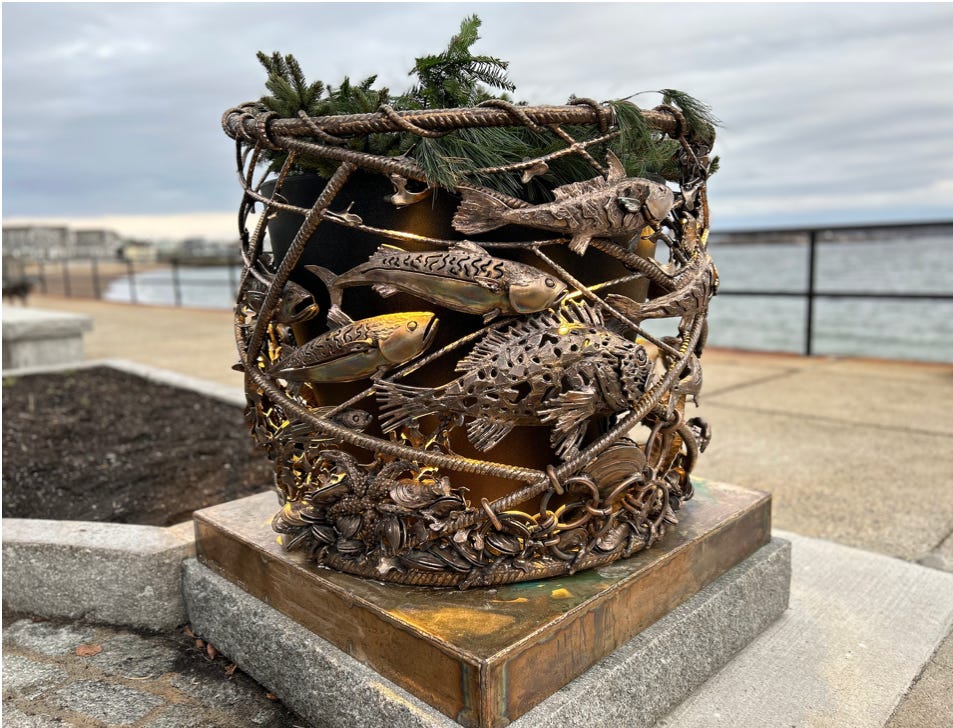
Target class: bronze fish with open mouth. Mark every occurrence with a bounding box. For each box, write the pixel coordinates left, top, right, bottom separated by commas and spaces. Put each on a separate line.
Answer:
245, 278, 321, 324
606, 252, 718, 323
307, 241, 566, 324
375, 302, 653, 457
452, 152, 675, 256
270, 311, 439, 383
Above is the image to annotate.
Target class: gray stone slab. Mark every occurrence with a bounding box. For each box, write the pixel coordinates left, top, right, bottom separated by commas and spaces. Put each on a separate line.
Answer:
704, 363, 953, 436
89, 632, 180, 678
657, 530, 953, 728
694, 404, 953, 562
51, 681, 165, 725
919, 529, 953, 573
2, 519, 194, 629
2, 307, 92, 369
0, 655, 69, 700
1, 704, 67, 727
885, 629, 953, 728
183, 539, 790, 728
2, 619, 95, 656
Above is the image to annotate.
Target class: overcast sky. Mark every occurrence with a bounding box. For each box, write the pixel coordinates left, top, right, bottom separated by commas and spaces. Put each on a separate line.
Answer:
3, 2, 953, 240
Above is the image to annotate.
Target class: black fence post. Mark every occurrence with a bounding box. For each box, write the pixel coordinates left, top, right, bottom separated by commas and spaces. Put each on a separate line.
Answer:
62, 259, 72, 298
227, 261, 238, 297
805, 230, 817, 356
91, 258, 101, 299
171, 258, 183, 306
37, 261, 47, 293
126, 259, 138, 304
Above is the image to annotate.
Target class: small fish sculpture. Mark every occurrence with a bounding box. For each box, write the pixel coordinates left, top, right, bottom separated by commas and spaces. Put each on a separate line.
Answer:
245, 278, 320, 325
452, 152, 675, 256
270, 312, 438, 383
279, 406, 374, 440
375, 302, 654, 457
307, 241, 566, 324
605, 253, 717, 323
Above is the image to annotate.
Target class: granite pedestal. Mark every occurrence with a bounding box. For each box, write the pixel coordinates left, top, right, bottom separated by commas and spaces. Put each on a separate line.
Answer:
187, 482, 789, 727
1, 307, 92, 370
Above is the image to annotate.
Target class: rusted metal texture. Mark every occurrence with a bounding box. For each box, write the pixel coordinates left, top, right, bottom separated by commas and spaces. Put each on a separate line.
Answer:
195, 481, 769, 727
225, 97, 719, 586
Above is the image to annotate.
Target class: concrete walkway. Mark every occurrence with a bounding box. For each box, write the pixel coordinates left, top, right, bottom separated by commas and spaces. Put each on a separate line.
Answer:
5, 295, 953, 727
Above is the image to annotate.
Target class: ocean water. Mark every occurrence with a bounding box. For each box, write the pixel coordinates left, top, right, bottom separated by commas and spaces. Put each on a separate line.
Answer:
103, 234, 953, 363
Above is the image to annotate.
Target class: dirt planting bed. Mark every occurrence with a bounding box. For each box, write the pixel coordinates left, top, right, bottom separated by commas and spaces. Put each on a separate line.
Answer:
2, 366, 273, 526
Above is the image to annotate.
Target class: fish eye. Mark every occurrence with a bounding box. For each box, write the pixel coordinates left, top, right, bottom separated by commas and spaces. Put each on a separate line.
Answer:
545, 278, 556, 288
407, 321, 418, 331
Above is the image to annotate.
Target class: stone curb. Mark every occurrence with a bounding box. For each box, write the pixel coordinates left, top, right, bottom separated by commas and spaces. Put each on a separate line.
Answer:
2, 359, 246, 630
2, 307, 94, 370
183, 538, 791, 728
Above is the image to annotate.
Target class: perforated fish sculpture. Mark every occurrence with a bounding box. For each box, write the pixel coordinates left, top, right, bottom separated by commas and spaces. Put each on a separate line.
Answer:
270, 312, 438, 383
452, 152, 675, 256
375, 302, 653, 457
307, 241, 566, 325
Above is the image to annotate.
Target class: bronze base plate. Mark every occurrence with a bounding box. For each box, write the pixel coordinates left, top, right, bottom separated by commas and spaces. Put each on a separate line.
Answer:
194, 480, 771, 728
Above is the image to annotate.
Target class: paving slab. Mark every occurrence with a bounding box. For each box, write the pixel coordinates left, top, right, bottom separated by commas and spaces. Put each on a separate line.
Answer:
657, 529, 953, 728
694, 405, 953, 563
704, 365, 953, 436
885, 630, 953, 728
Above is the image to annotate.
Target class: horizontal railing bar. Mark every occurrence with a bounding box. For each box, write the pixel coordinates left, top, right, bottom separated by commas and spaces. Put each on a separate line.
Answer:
718, 291, 953, 301
712, 219, 953, 238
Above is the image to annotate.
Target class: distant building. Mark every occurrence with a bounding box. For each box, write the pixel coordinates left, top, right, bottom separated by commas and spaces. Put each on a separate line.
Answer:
120, 240, 157, 263
73, 229, 121, 259
2, 225, 71, 259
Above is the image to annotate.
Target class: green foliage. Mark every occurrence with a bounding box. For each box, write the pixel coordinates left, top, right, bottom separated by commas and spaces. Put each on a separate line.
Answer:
253, 17, 718, 193
403, 15, 515, 109
660, 89, 720, 146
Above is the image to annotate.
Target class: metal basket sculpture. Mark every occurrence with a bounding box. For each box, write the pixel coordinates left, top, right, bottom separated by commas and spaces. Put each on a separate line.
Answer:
223, 99, 717, 587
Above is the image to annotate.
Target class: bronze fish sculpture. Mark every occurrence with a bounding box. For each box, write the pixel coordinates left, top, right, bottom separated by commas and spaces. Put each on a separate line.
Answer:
375, 302, 654, 457
606, 253, 718, 323
307, 241, 566, 324
452, 152, 675, 256
245, 278, 320, 324
270, 312, 438, 383
279, 406, 374, 440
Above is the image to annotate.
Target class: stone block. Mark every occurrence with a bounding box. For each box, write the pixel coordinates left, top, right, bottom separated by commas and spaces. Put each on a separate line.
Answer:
2, 519, 194, 630
2, 307, 92, 370
183, 538, 790, 728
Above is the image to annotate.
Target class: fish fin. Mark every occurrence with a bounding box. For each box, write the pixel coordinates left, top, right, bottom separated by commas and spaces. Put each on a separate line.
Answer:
466, 417, 515, 452
451, 240, 489, 255
552, 178, 606, 200
482, 307, 503, 324
558, 300, 604, 326
605, 293, 645, 322
231, 361, 244, 372
245, 289, 265, 308
305, 265, 345, 310
374, 380, 436, 433
539, 387, 598, 433
372, 283, 400, 298
605, 150, 626, 182
452, 187, 512, 235
325, 305, 354, 328
552, 424, 588, 459
568, 233, 593, 256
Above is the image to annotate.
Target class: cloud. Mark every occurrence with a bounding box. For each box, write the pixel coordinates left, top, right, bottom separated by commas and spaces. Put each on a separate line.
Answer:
3, 3, 953, 237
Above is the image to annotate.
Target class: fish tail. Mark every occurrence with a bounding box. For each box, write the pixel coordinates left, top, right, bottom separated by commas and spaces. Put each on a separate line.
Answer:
305, 265, 351, 327
452, 187, 512, 235
374, 380, 437, 433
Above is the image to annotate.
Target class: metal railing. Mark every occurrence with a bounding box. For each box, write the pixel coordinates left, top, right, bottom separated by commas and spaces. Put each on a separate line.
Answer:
3, 257, 242, 309
712, 220, 953, 356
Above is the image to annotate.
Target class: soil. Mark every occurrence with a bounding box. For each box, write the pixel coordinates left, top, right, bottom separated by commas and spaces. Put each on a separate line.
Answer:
2, 367, 273, 526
